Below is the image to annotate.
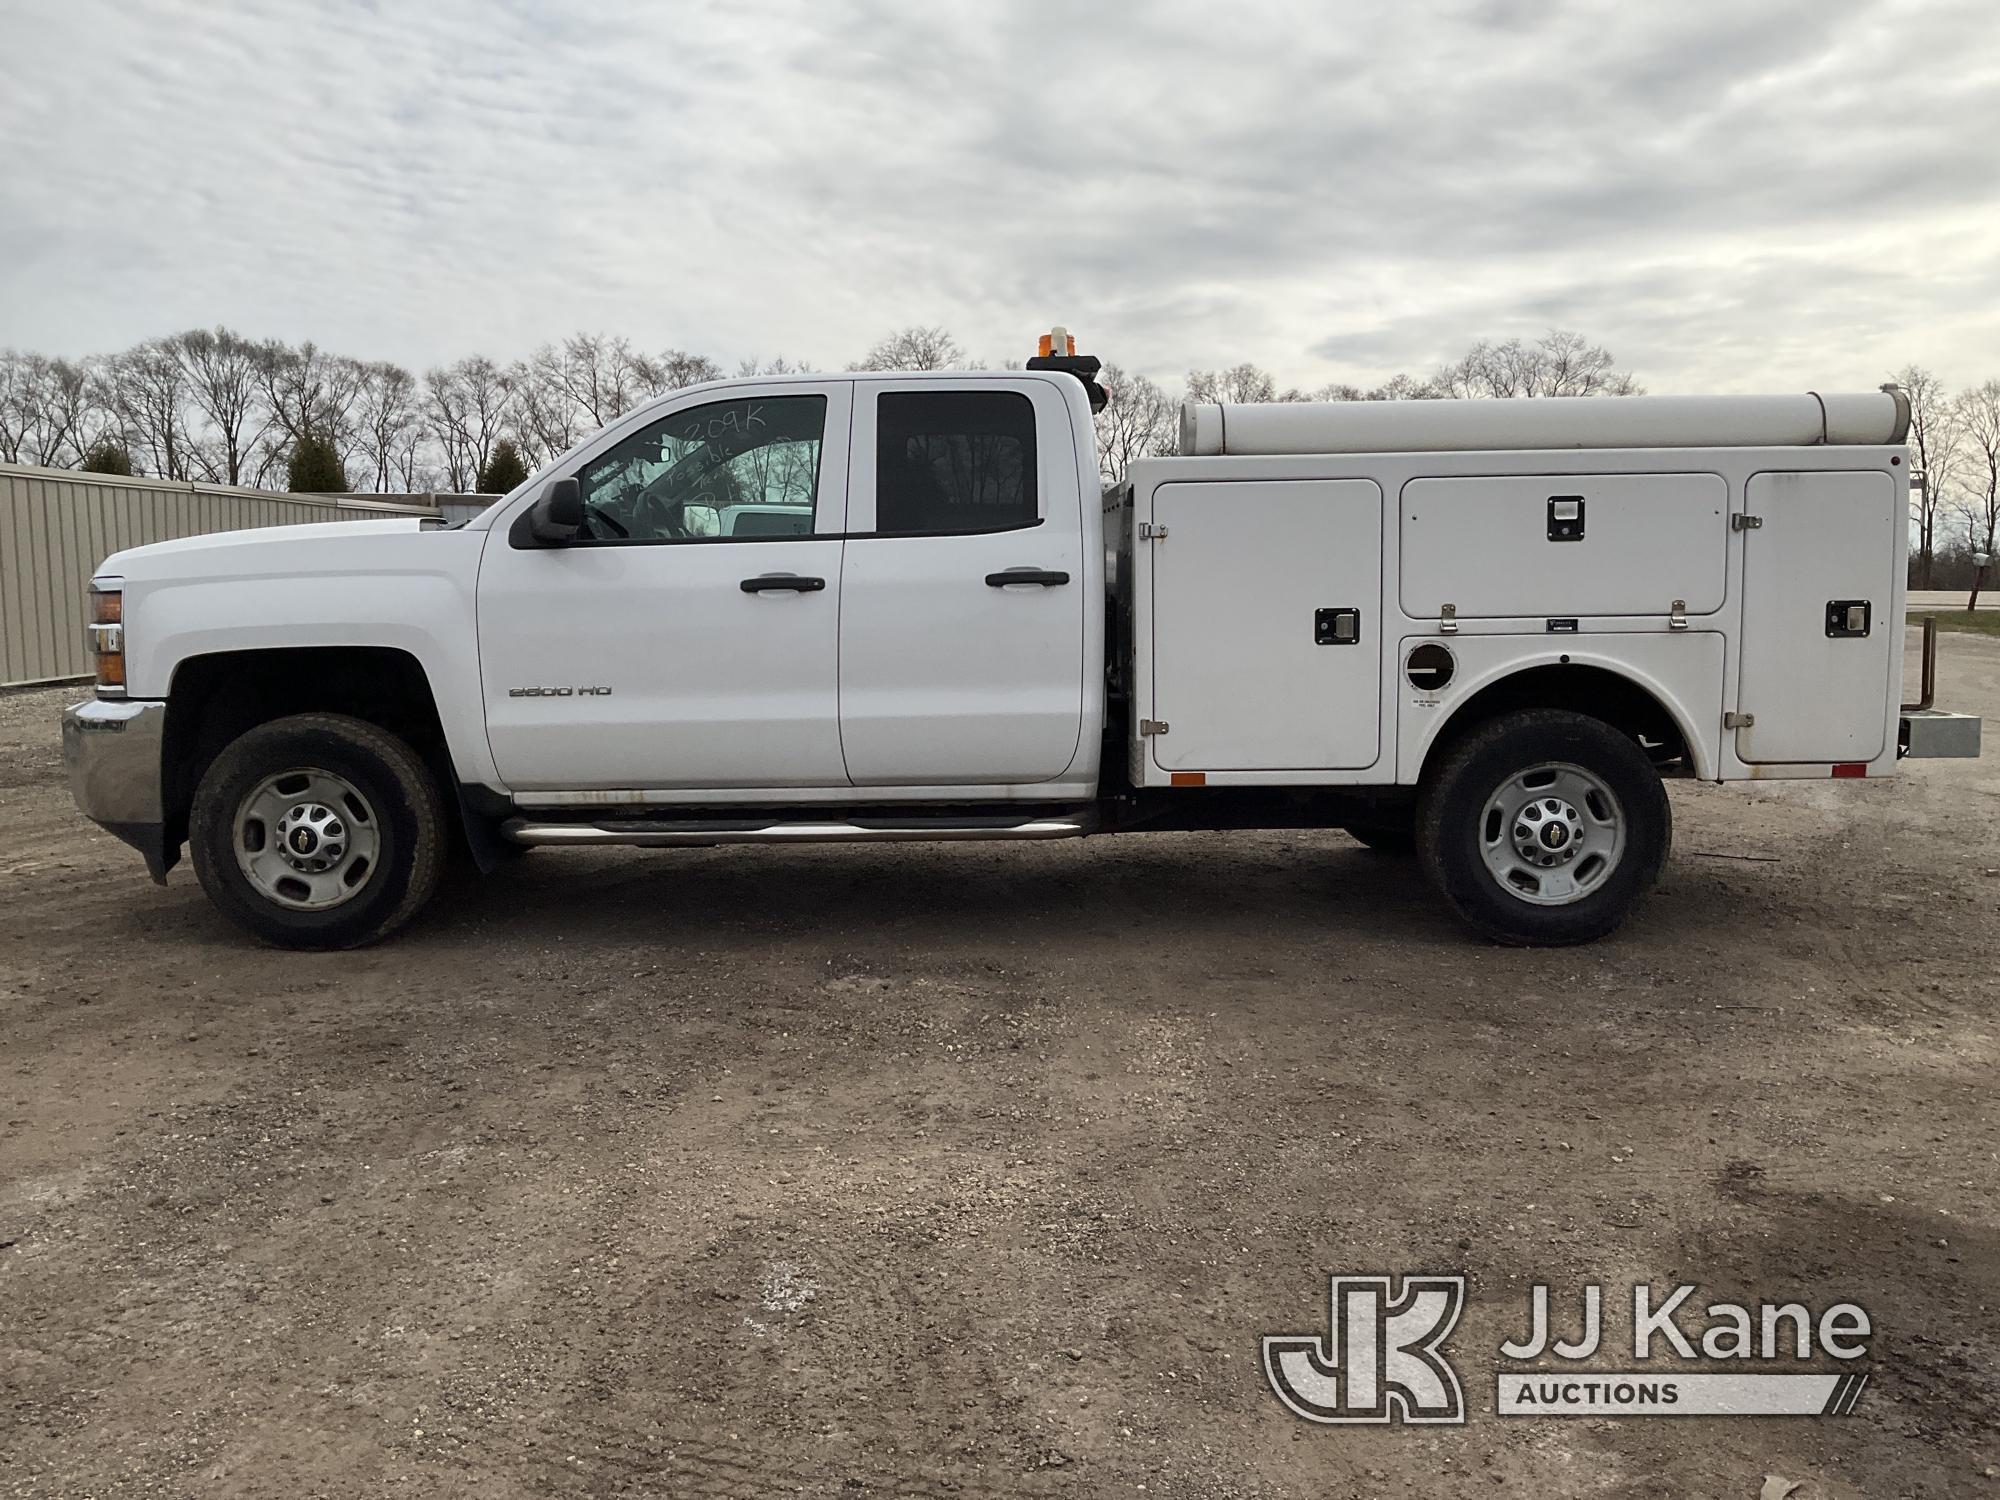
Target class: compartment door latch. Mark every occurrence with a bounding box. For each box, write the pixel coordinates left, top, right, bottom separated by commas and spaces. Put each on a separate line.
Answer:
1315, 607, 1362, 645
1547, 495, 1585, 541
1826, 599, 1872, 638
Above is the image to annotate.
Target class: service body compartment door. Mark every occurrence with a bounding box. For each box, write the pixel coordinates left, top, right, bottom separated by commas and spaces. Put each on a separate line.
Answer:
1151, 479, 1382, 771
1400, 472, 1727, 619
1736, 470, 1898, 763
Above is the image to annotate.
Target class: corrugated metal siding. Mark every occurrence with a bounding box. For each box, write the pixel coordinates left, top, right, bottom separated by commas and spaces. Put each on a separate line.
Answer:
0, 464, 440, 688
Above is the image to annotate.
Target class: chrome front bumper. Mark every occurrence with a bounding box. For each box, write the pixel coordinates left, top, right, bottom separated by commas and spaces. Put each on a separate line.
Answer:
61, 698, 175, 880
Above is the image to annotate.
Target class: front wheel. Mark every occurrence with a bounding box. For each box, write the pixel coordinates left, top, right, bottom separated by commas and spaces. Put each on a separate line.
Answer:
189, 713, 447, 949
1416, 709, 1670, 946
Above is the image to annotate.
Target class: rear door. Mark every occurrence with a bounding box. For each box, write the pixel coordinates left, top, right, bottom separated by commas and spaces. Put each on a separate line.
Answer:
1736, 470, 1898, 763
836, 379, 1087, 786
1150, 479, 1383, 771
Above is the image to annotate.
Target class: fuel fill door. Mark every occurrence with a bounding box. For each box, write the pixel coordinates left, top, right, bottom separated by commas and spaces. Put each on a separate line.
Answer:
1150, 478, 1382, 772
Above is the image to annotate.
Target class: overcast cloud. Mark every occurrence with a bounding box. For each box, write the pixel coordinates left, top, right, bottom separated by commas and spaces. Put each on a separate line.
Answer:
2, 0, 1997, 393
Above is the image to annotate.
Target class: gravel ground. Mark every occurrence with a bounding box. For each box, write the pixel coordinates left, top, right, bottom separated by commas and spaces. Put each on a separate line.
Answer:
2, 631, 1996, 1499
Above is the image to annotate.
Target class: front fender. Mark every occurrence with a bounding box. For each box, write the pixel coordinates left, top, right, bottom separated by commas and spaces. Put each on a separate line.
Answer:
118, 528, 499, 788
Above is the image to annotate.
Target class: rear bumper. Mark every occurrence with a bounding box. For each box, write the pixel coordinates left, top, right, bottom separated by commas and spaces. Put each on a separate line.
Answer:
61, 698, 176, 881
1900, 710, 1982, 759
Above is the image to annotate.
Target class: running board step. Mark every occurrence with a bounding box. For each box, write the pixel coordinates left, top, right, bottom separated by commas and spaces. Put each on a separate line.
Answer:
501, 812, 1097, 848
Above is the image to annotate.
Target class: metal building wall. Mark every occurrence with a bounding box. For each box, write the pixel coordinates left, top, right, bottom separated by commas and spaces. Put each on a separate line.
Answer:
0, 464, 438, 688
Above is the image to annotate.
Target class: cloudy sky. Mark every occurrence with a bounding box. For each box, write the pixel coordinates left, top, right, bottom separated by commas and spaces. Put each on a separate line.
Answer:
2, 0, 1997, 394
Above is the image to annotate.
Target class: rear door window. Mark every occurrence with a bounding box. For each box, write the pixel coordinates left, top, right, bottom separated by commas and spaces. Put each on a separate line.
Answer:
874, 390, 1037, 535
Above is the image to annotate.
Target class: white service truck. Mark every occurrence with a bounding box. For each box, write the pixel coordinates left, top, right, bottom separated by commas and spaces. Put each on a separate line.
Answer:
62, 334, 1981, 949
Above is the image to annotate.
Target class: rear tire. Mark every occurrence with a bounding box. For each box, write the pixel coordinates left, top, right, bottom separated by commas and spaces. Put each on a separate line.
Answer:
189, 713, 447, 949
1416, 709, 1670, 946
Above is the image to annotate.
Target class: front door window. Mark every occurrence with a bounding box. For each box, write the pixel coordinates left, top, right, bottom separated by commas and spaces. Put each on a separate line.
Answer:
576, 394, 825, 542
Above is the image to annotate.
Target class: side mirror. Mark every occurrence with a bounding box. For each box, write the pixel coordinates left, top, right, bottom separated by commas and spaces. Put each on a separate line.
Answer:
528, 478, 584, 544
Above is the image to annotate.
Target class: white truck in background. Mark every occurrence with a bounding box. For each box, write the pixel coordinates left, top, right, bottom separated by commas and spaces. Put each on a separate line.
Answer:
63, 332, 1980, 949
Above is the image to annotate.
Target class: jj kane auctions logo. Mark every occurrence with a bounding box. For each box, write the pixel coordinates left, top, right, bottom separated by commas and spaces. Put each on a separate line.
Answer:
1264, 1276, 1872, 1424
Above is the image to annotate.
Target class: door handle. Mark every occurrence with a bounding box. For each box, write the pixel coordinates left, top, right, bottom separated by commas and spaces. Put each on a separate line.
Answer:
985, 568, 1070, 588
740, 574, 826, 593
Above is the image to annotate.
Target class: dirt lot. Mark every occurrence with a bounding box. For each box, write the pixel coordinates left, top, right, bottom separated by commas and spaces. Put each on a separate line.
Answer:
3, 633, 1997, 1499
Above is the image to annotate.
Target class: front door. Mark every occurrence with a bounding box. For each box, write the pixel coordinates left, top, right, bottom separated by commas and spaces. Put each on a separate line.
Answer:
478, 385, 852, 792
837, 380, 1087, 785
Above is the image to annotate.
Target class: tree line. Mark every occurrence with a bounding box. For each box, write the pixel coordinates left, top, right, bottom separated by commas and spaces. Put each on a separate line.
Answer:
1892, 366, 2000, 592
0, 325, 1640, 497
13, 322, 1987, 586
0, 326, 988, 496
1096, 328, 1641, 490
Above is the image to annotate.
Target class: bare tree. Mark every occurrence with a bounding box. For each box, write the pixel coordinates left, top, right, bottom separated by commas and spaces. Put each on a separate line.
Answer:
1895, 365, 1961, 590
424, 356, 511, 493
172, 327, 268, 486
853, 326, 965, 372
255, 340, 366, 475
1186, 364, 1279, 404
0, 350, 28, 464
1430, 331, 1640, 400
546, 334, 655, 428
352, 362, 421, 493
1954, 379, 2000, 608
1095, 363, 1178, 486
110, 340, 194, 479
653, 349, 724, 391
0, 352, 112, 467
505, 351, 580, 469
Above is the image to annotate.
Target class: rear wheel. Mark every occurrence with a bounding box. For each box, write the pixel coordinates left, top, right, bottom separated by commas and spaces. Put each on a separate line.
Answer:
189, 713, 447, 949
1416, 709, 1670, 945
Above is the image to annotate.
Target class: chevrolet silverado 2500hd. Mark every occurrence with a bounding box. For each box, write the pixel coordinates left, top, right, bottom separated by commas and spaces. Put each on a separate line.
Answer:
62, 334, 1981, 948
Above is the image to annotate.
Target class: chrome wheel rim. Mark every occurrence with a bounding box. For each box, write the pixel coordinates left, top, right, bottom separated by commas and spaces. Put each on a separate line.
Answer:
233, 768, 381, 911
1478, 761, 1624, 907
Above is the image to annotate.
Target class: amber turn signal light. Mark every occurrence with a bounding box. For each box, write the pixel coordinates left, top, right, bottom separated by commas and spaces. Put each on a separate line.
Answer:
88, 588, 125, 693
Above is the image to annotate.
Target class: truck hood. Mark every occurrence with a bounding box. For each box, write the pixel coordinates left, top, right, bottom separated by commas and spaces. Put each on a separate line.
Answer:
96, 518, 434, 582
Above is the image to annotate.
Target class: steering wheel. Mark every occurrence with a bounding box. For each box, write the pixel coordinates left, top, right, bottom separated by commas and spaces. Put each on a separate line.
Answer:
583, 502, 629, 539
631, 471, 704, 540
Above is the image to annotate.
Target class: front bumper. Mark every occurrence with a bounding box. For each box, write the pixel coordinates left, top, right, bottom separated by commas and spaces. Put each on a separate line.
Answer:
61, 698, 176, 881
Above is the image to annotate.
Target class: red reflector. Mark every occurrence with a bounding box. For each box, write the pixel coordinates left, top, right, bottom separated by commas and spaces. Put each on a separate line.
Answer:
1831, 763, 1867, 778
1170, 772, 1206, 787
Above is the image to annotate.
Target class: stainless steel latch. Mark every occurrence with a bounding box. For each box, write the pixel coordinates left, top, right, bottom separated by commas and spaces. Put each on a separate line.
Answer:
1732, 514, 1763, 532
1139, 719, 1169, 736
1723, 710, 1755, 729
1439, 603, 1458, 634
1139, 522, 1168, 541
1669, 599, 1688, 629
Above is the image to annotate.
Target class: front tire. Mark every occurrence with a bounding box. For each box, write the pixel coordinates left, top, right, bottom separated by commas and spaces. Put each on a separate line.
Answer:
1416, 709, 1670, 946
189, 713, 447, 949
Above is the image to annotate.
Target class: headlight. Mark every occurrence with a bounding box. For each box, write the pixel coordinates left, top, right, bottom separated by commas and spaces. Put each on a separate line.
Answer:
88, 586, 125, 695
